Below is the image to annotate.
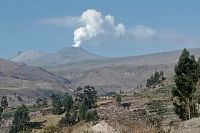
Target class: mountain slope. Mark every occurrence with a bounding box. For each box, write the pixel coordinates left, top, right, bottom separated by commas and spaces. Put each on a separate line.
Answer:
46, 48, 200, 92
0, 58, 71, 96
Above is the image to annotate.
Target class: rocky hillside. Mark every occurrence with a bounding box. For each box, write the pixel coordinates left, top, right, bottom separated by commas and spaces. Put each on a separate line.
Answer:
0, 58, 71, 96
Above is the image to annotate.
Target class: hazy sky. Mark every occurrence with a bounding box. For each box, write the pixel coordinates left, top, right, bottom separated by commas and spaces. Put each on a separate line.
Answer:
1, 0, 200, 58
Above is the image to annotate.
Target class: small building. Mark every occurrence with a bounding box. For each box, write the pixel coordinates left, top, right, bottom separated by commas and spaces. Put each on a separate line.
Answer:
99, 91, 116, 100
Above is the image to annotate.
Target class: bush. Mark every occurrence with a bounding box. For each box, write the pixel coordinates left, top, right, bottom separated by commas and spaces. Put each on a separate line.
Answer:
1, 96, 8, 109
0, 106, 3, 117
85, 109, 98, 122
58, 113, 77, 127
36, 98, 48, 108
116, 95, 121, 105
52, 106, 65, 115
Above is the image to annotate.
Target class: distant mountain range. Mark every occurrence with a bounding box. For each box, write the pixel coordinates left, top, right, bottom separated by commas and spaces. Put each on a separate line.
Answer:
7, 47, 200, 95
11, 50, 46, 62
42, 47, 200, 93
11, 47, 103, 66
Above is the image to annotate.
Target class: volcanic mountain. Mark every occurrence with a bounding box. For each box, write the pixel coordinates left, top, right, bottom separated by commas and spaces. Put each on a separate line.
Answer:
11, 47, 103, 66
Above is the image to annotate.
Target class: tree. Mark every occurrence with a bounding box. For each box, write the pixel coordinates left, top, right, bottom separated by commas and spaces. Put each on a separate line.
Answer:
1, 96, 8, 109
59, 86, 98, 125
146, 71, 165, 87
172, 48, 199, 120
51, 95, 64, 115
58, 93, 75, 127
0, 106, 3, 118
10, 105, 30, 133
78, 86, 98, 121
154, 71, 160, 83
36, 98, 48, 108
160, 71, 165, 80
116, 95, 122, 105
82, 86, 97, 109
196, 57, 200, 85
79, 97, 89, 120
62, 93, 73, 113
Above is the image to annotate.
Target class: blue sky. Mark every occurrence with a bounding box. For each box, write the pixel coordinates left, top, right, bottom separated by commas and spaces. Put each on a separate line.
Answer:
1, 0, 200, 58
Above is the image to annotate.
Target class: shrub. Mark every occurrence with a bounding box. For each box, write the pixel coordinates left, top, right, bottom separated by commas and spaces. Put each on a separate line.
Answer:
10, 105, 30, 133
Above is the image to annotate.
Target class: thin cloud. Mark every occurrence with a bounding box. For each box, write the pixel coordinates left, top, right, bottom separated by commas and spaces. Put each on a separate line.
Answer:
153, 32, 200, 45
129, 25, 156, 40
33, 16, 81, 28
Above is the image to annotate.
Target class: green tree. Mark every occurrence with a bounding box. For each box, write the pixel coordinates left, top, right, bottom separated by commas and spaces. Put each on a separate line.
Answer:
62, 93, 73, 113
10, 105, 30, 133
82, 86, 97, 109
60, 86, 98, 123
58, 93, 75, 127
1, 96, 8, 109
146, 71, 165, 87
78, 86, 98, 121
116, 95, 122, 105
160, 71, 165, 80
51, 95, 64, 115
79, 97, 89, 120
154, 71, 160, 83
0, 106, 3, 118
172, 48, 199, 120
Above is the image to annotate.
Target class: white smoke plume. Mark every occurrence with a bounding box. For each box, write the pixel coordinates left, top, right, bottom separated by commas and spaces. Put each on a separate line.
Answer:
35, 9, 200, 47
72, 9, 126, 47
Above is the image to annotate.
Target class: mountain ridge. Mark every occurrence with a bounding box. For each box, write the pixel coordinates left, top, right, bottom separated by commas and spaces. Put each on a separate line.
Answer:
8, 47, 200, 94
11, 47, 104, 66
44, 47, 200, 93
11, 50, 46, 62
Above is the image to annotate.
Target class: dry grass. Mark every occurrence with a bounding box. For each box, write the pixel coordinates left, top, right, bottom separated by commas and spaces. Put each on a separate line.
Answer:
62, 122, 92, 133
31, 114, 64, 133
